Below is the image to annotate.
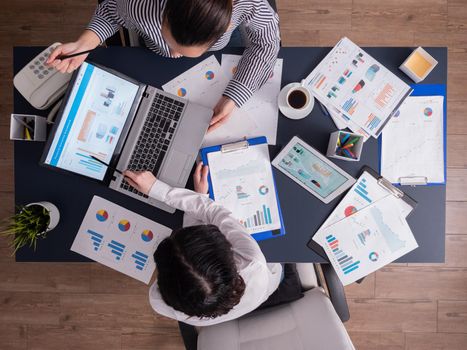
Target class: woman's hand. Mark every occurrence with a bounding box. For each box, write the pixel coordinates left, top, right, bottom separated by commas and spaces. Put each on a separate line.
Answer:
193, 162, 210, 194
46, 30, 100, 74
123, 171, 157, 195
208, 96, 236, 132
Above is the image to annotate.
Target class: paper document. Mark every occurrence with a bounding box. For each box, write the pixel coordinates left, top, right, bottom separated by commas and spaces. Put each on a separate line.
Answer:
221, 54, 283, 145
207, 143, 281, 235
71, 196, 172, 284
305, 37, 412, 138
381, 95, 445, 184
316, 195, 418, 285
162, 55, 258, 147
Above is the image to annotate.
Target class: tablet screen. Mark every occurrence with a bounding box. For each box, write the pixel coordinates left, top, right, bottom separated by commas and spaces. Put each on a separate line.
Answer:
277, 142, 350, 199
44, 62, 140, 180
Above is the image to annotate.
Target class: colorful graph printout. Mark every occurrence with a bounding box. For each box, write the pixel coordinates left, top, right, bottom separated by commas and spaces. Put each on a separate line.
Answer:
305, 37, 412, 138
71, 196, 172, 284
207, 143, 281, 235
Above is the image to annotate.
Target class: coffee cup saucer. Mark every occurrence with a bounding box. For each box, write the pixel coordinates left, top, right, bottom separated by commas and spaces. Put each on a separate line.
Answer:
278, 83, 315, 120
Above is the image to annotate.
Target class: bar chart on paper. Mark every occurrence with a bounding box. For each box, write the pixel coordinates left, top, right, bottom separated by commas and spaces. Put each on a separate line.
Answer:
241, 205, 273, 229
132, 251, 149, 271
354, 178, 372, 203
326, 234, 360, 275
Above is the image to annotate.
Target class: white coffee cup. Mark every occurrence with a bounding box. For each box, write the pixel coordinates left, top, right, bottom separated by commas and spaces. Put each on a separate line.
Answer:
286, 81, 313, 110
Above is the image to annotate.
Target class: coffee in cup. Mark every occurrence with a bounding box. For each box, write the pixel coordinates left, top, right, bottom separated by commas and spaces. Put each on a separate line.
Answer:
286, 86, 312, 110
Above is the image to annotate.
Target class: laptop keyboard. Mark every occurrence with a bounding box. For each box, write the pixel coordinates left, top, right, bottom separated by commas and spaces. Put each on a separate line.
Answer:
120, 93, 185, 198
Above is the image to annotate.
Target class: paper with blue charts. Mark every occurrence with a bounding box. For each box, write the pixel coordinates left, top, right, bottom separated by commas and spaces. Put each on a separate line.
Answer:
207, 143, 281, 235
313, 171, 417, 285
71, 196, 171, 284
315, 195, 418, 285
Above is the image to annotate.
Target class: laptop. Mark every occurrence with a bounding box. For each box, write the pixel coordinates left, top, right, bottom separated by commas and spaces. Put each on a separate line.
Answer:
40, 61, 213, 213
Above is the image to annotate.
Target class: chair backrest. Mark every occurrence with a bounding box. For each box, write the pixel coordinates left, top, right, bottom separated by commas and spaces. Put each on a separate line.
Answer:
197, 287, 355, 350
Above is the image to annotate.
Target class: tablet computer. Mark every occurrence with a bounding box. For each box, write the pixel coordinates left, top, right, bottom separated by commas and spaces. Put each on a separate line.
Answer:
272, 136, 355, 204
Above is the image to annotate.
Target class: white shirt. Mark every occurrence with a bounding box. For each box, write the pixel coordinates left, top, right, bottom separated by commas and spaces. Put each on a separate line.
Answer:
148, 180, 282, 326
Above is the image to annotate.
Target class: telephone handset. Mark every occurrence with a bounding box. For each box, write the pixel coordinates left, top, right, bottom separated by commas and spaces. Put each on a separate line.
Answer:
14, 43, 73, 110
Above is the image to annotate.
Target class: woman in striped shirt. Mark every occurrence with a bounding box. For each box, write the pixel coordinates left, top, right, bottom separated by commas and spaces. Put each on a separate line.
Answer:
47, 0, 280, 131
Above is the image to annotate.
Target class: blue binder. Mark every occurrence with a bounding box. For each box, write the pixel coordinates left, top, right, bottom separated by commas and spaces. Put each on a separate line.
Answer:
379, 84, 447, 186
200, 136, 286, 241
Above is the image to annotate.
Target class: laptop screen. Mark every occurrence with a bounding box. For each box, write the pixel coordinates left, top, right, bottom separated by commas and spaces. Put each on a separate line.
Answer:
44, 62, 140, 180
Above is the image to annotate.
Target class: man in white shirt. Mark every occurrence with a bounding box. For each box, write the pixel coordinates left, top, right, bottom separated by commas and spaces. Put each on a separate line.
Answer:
124, 163, 282, 326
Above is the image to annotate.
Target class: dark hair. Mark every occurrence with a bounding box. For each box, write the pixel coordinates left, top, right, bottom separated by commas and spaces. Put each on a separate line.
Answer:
163, 0, 233, 46
154, 224, 246, 318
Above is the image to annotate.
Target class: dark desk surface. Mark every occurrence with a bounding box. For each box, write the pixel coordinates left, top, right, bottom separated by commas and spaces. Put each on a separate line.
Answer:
13, 46, 447, 263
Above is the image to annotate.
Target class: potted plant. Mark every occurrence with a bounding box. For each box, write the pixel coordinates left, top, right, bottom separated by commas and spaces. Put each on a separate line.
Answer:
0, 201, 60, 253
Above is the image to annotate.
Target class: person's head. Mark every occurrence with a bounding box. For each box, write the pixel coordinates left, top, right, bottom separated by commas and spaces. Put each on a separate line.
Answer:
154, 224, 245, 318
162, 0, 233, 57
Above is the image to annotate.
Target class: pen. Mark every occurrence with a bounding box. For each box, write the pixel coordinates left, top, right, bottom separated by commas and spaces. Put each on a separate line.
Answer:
90, 156, 124, 175
56, 48, 96, 60
13, 115, 34, 132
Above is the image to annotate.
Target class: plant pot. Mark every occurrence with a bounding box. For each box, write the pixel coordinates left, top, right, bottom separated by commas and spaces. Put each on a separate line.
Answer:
26, 201, 60, 232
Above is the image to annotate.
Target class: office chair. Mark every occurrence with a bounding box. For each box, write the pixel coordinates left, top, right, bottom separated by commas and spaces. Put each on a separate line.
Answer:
178, 263, 354, 350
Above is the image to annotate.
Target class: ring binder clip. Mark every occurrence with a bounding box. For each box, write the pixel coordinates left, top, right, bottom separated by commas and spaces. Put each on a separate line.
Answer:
221, 140, 249, 153
378, 177, 403, 198
399, 176, 428, 186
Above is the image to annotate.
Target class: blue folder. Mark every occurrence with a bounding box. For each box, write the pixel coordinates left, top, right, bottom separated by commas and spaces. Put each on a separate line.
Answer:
200, 136, 286, 241
379, 84, 447, 186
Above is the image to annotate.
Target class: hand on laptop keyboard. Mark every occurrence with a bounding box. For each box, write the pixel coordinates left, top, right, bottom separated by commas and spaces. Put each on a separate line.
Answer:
123, 171, 157, 195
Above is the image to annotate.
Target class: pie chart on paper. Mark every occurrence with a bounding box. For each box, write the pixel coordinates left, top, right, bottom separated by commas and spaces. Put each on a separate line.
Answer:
141, 229, 154, 242
96, 209, 109, 222
118, 219, 131, 232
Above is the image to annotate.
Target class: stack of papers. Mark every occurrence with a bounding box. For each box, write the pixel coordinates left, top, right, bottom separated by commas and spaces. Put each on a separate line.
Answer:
305, 37, 412, 140
312, 171, 418, 285
162, 54, 283, 147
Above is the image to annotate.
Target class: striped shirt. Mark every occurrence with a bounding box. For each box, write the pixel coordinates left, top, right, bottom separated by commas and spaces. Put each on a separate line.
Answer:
87, 0, 280, 107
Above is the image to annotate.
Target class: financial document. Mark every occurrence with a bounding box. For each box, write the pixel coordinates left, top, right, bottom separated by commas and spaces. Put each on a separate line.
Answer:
221, 54, 283, 145
162, 55, 258, 147
207, 143, 281, 235
316, 195, 418, 285
305, 37, 412, 138
381, 95, 445, 184
71, 196, 172, 284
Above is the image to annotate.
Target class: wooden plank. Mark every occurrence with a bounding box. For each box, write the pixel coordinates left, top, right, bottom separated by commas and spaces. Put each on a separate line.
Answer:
0, 263, 91, 293
90, 264, 150, 295
448, 0, 467, 33
351, 0, 448, 33
121, 327, 185, 350
0, 291, 60, 325
277, 0, 352, 32
448, 51, 467, 102
406, 333, 467, 350
59, 293, 178, 329
344, 272, 375, 299
438, 300, 467, 333
375, 266, 467, 300
448, 134, 467, 168
448, 100, 467, 135
447, 169, 467, 201
0, 325, 27, 350
446, 201, 467, 234
27, 326, 121, 350
345, 298, 437, 332
347, 332, 405, 350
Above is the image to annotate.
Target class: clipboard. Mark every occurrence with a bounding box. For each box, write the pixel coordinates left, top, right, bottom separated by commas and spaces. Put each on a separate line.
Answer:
307, 166, 417, 259
379, 84, 447, 186
200, 136, 286, 241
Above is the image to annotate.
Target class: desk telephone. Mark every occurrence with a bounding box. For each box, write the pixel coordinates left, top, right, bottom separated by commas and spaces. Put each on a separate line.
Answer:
14, 43, 72, 110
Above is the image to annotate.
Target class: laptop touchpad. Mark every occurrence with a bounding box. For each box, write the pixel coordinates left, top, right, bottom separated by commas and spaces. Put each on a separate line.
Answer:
160, 150, 192, 185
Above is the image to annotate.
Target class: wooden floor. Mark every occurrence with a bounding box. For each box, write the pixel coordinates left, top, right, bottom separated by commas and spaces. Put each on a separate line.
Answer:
1, 0, 467, 349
